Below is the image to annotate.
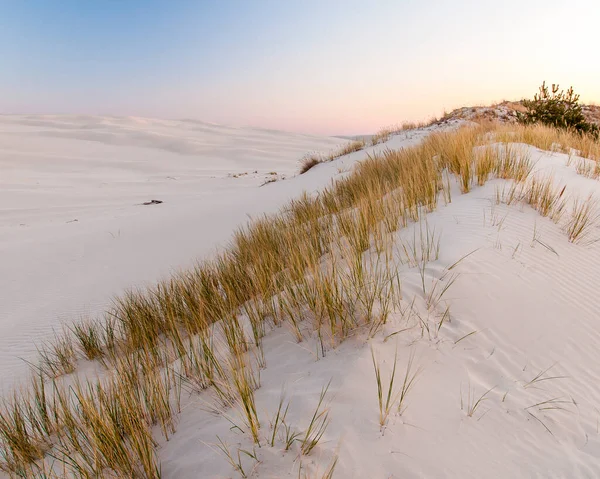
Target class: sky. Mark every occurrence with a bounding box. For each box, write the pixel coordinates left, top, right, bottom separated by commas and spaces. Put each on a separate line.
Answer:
1, 0, 599, 135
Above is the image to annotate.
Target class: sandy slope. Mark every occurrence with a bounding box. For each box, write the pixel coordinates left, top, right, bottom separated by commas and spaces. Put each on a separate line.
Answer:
155, 142, 600, 478
0, 115, 381, 392
4, 115, 600, 478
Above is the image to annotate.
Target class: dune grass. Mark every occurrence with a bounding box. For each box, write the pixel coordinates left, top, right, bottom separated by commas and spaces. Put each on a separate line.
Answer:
299, 381, 331, 456
70, 318, 105, 361
495, 122, 600, 163
299, 154, 325, 174
35, 330, 76, 378
372, 347, 398, 429
370, 119, 437, 145
327, 140, 366, 160
372, 346, 420, 429
299, 139, 366, 174
1, 120, 599, 476
566, 195, 598, 243
462, 383, 495, 418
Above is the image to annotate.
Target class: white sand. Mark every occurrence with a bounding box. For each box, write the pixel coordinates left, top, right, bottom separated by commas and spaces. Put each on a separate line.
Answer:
3, 115, 600, 478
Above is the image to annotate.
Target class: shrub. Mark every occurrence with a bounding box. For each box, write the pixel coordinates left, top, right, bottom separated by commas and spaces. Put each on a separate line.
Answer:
517, 81, 599, 138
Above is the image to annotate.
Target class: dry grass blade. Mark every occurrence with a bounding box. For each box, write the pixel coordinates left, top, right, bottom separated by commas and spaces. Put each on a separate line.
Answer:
269, 393, 290, 447
523, 364, 568, 389
454, 330, 477, 345
300, 381, 332, 455
213, 436, 257, 479
462, 383, 495, 418
371, 346, 398, 429
397, 350, 421, 415
525, 397, 571, 412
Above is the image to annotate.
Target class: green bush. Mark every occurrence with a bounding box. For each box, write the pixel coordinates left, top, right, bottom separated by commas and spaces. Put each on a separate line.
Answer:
517, 81, 599, 138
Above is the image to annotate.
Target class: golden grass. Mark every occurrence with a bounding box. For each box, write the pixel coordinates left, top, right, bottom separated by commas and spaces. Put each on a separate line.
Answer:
2, 121, 599, 476
495, 123, 600, 161
299, 153, 325, 174
566, 196, 598, 243
299, 140, 366, 174
299, 382, 331, 455
71, 318, 105, 361
522, 176, 567, 222
371, 347, 398, 428
370, 119, 437, 146
575, 157, 600, 179
35, 330, 76, 378
326, 140, 365, 160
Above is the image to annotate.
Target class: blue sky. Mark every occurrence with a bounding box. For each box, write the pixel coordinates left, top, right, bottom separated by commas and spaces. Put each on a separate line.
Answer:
1, 0, 599, 135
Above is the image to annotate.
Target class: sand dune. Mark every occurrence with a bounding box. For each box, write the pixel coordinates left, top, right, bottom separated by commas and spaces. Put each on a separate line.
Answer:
2, 116, 600, 478
157, 142, 600, 478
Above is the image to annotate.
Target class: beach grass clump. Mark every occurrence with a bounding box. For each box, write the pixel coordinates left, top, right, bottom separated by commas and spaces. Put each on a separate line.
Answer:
565, 195, 598, 243
300, 140, 366, 174
36, 330, 76, 378
71, 318, 105, 361
300, 153, 326, 174
372, 347, 420, 429
326, 140, 365, 161
462, 383, 495, 418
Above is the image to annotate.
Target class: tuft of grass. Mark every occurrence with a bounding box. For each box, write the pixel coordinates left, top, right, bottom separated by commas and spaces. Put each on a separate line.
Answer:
283, 419, 301, 451
300, 154, 325, 174
299, 381, 331, 455
268, 393, 290, 447
372, 347, 420, 427
229, 354, 261, 444
576, 158, 600, 179
213, 436, 259, 479
71, 318, 104, 361
461, 383, 495, 418
475, 145, 497, 185
371, 127, 393, 145
326, 140, 365, 161
399, 220, 440, 268
565, 195, 598, 243
397, 350, 421, 415
522, 176, 567, 222
371, 347, 398, 429
299, 140, 365, 174
36, 330, 76, 378
494, 144, 533, 182
0, 391, 51, 476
